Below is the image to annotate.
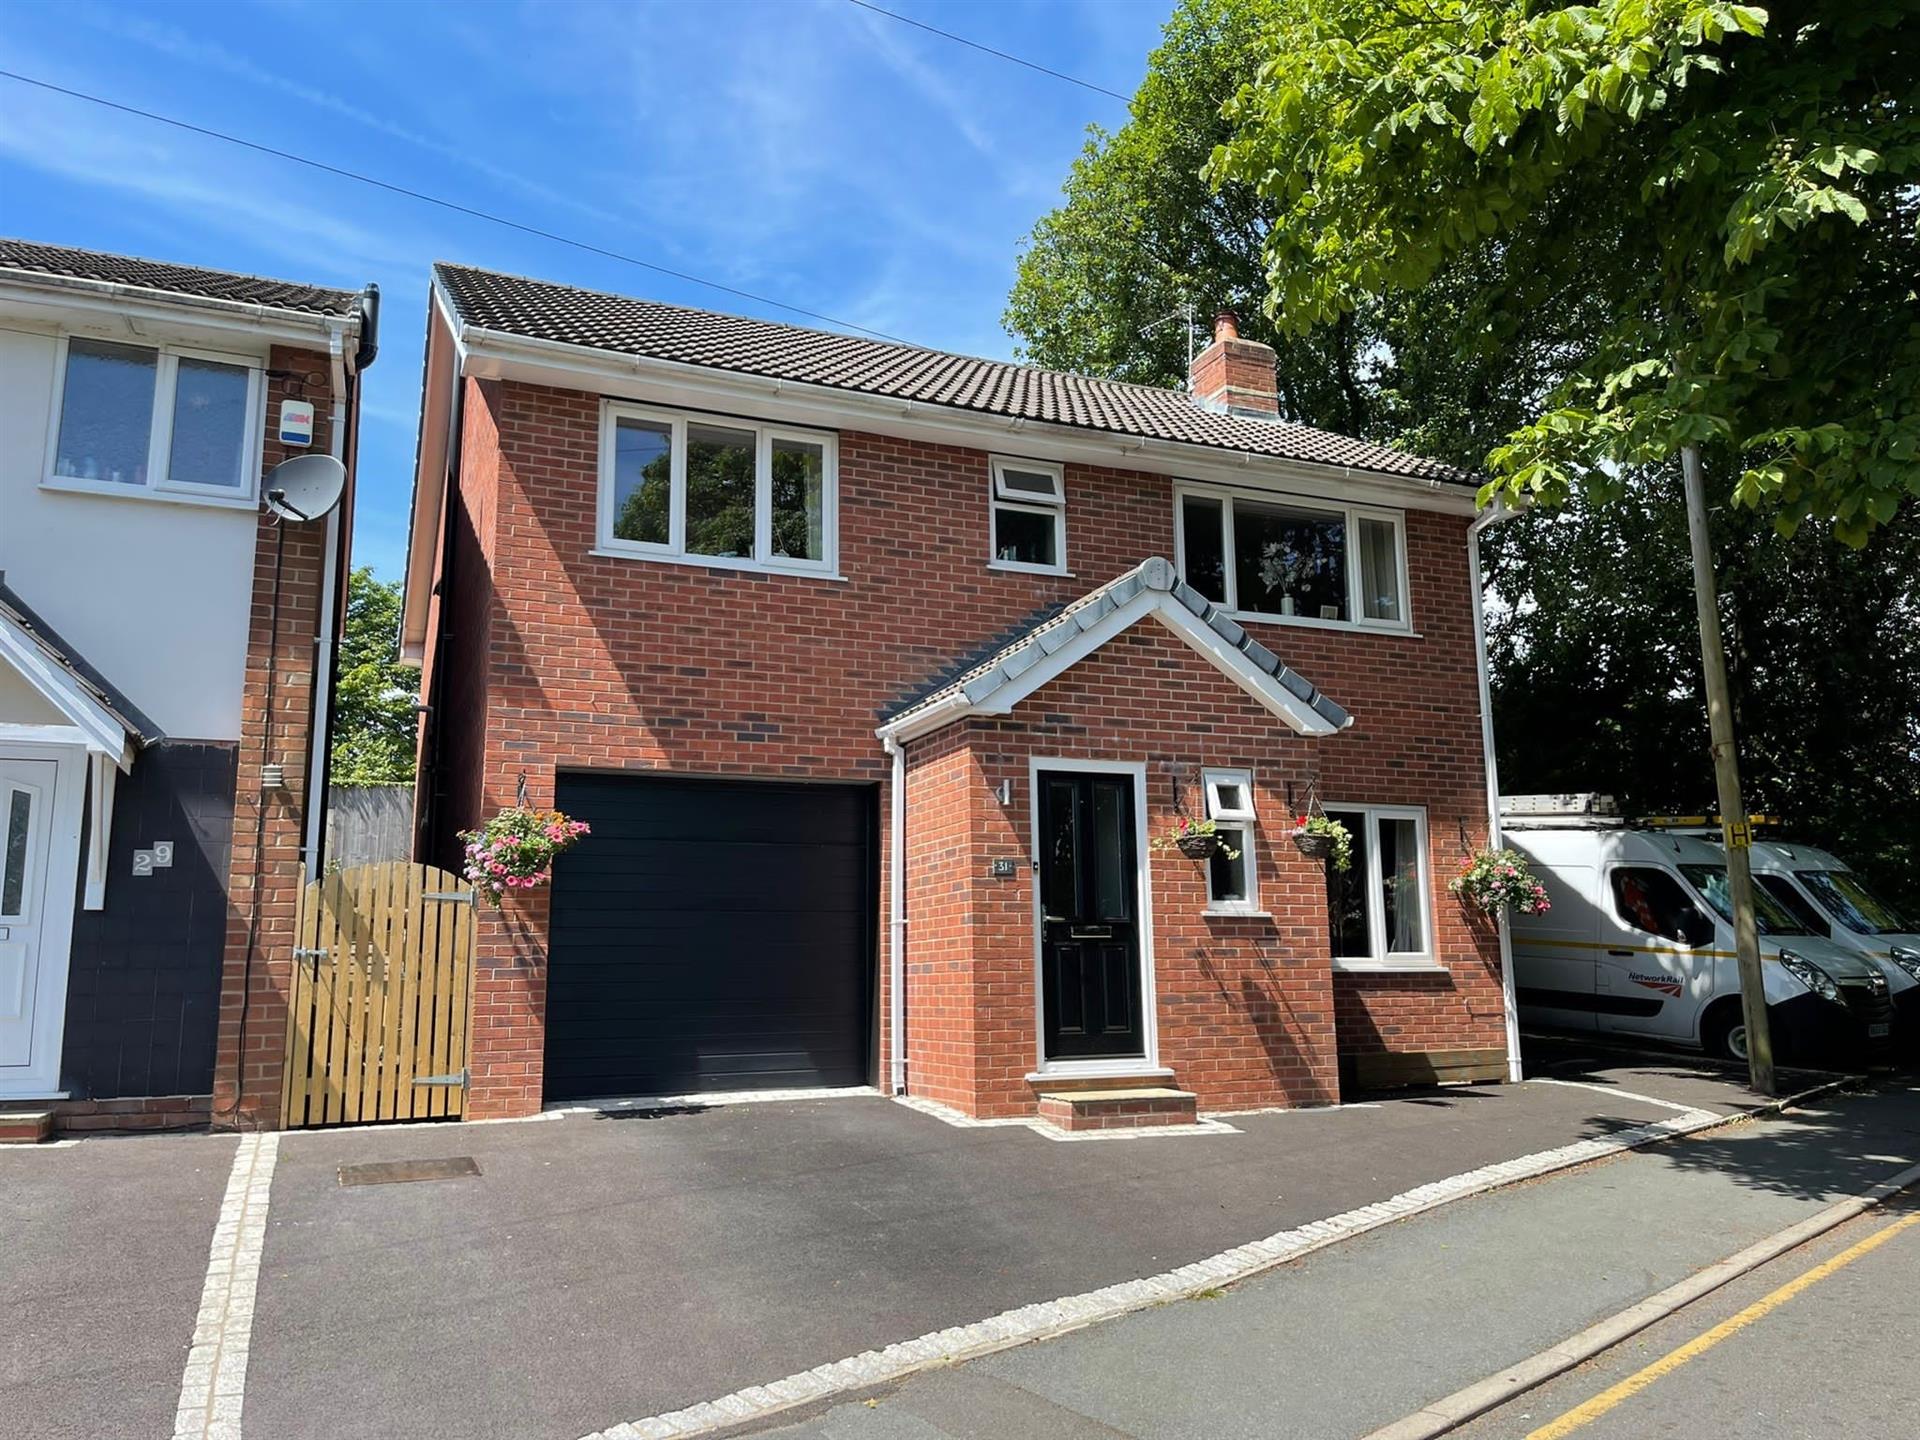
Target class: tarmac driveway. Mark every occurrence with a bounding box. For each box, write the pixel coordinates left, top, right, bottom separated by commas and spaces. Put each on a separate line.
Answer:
241, 1071, 1718, 1440
0, 1131, 236, 1440
3, 1041, 1836, 1440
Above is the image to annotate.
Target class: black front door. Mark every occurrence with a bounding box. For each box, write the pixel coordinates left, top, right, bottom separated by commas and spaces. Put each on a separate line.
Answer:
1038, 770, 1145, 1061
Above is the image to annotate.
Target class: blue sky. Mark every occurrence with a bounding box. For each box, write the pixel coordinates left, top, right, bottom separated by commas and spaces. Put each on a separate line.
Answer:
0, 0, 1171, 579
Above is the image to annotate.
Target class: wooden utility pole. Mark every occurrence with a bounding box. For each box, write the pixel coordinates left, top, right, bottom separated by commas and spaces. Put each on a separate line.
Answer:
1680, 443, 1776, 1096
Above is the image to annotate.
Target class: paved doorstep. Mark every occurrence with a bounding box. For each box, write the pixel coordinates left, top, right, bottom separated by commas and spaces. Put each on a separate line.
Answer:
0, 1132, 238, 1440
743, 1083, 1920, 1440
240, 1077, 1704, 1440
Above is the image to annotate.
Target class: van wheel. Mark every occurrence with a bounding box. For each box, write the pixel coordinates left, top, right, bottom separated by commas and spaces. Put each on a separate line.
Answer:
1703, 1002, 1749, 1063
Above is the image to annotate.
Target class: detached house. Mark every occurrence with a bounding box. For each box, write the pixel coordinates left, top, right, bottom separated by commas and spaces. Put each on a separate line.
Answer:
401, 264, 1514, 1126
0, 240, 375, 1132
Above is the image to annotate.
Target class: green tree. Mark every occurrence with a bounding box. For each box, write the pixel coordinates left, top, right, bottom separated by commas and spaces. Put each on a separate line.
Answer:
1210, 0, 1920, 543
1005, 0, 1918, 902
329, 567, 416, 784
1004, 0, 1379, 435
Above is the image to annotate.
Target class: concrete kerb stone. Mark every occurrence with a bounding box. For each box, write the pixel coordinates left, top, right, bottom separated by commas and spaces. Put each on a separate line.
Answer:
575, 1078, 1879, 1440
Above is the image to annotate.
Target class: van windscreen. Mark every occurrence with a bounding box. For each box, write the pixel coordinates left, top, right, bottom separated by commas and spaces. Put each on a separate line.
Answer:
1797, 870, 1912, 936
1680, 865, 1809, 936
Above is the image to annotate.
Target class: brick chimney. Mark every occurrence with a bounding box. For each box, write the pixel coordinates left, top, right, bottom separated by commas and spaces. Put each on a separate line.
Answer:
1189, 311, 1279, 420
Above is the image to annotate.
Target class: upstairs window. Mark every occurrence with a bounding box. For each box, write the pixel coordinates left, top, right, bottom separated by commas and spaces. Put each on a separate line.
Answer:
598, 401, 836, 575
989, 457, 1067, 574
1203, 768, 1259, 912
46, 336, 263, 502
1176, 487, 1408, 630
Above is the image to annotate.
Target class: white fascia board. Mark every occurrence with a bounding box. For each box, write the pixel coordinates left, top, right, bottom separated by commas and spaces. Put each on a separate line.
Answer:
398, 290, 463, 663
0, 625, 135, 766
453, 324, 1479, 517
875, 588, 1343, 743
873, 692, 973, 744
0, 274, 348, 352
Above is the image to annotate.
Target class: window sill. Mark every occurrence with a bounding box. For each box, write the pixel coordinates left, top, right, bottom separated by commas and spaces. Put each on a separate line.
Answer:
988, 561, 1073, 579
41, 476, 259, 511
1330, 958, 1449, 975
590, 548, 846, 582
1223, 608, 1419, 639
1205, 905, 1272, 920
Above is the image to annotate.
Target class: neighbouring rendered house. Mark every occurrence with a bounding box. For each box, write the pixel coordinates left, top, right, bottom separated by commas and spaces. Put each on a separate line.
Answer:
400, 263, 1516, 1128
0, 240, 376, 1134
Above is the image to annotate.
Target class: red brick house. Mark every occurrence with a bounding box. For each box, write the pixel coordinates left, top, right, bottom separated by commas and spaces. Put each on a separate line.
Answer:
0, 239, 377, 1134
399, 266, 1516, 1125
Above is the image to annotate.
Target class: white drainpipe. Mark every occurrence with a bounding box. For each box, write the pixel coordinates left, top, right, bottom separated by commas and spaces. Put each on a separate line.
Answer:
883, 733, 907, 1094
303, 325, 349, 880
1469, 501, 1525, 1083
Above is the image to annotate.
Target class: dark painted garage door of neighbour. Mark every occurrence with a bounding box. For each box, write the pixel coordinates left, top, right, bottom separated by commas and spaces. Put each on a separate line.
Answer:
545, 773, 877, 1102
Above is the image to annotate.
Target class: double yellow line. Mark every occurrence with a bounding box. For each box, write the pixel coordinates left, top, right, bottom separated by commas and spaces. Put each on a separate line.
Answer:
1527, 1212, 1920, 1438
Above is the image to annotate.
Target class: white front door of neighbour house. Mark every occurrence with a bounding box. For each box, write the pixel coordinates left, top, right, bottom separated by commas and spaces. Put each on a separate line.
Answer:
0, 756, 57, 1070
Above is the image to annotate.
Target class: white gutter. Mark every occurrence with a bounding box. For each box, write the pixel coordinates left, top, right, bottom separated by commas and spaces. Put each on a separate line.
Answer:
303, 322, 350, 880
1468, 500, 1524, 1082
883, 734, 908, 1094
0, 270, 346, 347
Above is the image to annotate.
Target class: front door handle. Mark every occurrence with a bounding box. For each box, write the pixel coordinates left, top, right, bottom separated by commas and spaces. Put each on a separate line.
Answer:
1607, 948, 1633, 957
1070, 925, 1113, 939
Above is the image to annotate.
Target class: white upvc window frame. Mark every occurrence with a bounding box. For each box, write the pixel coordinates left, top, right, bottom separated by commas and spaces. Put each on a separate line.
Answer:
595, 399, 840, 578
988, 455, 1069, 576
1202, 766, 1261, 914
41, 333, 266, 509
1172, 482, 1413, 634
1324, 802, 1439, 972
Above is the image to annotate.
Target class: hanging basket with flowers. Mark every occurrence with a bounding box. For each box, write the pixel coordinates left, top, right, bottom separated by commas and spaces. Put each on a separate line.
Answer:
1151, 815, 1238, 861
1291, 813, 1353, 871
460, 807, 591, 906
1450, 847, 1551, 917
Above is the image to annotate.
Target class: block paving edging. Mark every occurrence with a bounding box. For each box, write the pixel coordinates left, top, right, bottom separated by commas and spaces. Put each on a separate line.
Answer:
174, 1133, 278, 1440
577, 1086, 1855, 1440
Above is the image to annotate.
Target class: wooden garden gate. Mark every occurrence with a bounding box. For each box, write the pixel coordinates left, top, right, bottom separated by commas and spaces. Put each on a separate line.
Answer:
281, 861, 475, 1127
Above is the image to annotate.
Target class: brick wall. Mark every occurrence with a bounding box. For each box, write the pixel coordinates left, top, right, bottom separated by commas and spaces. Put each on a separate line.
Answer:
210, 344, 338, 1130
424, 375, 1504, 1117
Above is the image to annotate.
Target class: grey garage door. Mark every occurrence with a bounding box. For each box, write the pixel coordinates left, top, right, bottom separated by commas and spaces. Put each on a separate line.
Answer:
545, 773, 876, 1101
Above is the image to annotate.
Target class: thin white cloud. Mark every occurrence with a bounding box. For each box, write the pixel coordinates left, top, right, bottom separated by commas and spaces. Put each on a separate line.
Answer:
0, 91, 418, 280
840, 3, 1000, 160
68, 3, 638, 231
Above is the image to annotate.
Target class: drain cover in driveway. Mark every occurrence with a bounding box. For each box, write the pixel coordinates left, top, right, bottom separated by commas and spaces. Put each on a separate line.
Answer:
338, 1156, 481, 1186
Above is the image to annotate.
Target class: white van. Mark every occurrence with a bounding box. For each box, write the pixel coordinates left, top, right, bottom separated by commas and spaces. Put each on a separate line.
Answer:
1500, 798, 1894, 1064
1748, 841, 1920, 1050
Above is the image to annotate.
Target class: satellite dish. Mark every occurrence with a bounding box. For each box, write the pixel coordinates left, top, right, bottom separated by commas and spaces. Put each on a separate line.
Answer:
263, 454, 346, 522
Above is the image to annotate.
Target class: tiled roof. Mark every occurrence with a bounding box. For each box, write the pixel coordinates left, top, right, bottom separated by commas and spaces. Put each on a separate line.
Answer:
0, 575, 162, 746
0, 238, 360, 317
434, 263, 1473, 487
881, 557, 1352, 736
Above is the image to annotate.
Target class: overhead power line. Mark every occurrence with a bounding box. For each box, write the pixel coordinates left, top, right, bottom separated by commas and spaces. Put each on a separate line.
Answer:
845, 0, 1133, 104
0, 68, 906, 342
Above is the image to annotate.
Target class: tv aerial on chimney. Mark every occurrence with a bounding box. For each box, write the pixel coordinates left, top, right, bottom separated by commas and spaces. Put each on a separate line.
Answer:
263, 453, 346, 523
1142, 299, 1200, 387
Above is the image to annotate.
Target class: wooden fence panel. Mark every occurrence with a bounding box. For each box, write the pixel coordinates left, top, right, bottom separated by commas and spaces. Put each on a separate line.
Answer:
281, 862, 475, 1128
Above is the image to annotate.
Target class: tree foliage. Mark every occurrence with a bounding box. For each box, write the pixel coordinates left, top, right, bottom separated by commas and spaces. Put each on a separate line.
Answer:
1004, 0, 1378, 434
330, 568, 416, 784
1005, 0, 1919, 903
1211, 0, 1920, 544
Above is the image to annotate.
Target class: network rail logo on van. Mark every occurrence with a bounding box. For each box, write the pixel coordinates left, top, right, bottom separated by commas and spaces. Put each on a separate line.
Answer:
1630, 973, 1685, 997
